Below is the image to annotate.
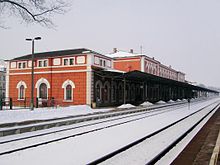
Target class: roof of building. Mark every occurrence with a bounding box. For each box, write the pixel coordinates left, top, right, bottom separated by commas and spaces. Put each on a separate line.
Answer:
11, 48, 101, 61
106, 50, 140, 58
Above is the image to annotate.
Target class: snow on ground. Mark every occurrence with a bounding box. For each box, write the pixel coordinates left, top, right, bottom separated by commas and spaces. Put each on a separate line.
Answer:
140, 101, 153, 106
0, 98, 219, 165
0, 105, 113, 124
117, 104, 135, 109
167, 100, 175, 103
156, 100, 166, 104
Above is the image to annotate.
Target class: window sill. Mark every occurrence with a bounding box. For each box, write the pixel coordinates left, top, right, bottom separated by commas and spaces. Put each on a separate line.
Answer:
63, 100, 73, 102
17, 99, 25, 101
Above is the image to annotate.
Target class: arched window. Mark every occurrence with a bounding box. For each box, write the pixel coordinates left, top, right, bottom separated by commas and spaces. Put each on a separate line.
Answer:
19, 85, 25, 99
16, 81, 27, 100
66, 84, 72, 100
62, 80, 75, 101
103, 81, 110, 102
35, 78, 50, 99
95, 80, 103, 103
39, 83, 47, 99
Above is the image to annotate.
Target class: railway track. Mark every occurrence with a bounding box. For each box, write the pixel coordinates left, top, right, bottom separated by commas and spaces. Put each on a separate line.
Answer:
0, 99, 195, 137
0, 98, 218, 165
0, 100, 192, 155
88, 100, 220, 165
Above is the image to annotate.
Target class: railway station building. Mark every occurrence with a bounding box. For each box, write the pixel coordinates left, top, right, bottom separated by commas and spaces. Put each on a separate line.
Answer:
7, 48, 218, 108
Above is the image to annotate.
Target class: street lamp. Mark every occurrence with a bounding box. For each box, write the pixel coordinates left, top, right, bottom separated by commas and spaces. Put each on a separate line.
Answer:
26, 37, 41, 110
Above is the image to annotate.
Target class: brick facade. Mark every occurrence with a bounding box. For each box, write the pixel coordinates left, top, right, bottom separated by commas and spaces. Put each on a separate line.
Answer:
8, 48, 187, 107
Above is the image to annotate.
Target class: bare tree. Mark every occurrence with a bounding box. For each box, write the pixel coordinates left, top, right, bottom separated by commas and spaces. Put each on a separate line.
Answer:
0, 0, 70, 28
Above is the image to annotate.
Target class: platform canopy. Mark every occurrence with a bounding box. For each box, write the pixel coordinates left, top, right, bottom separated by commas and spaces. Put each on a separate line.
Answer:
96, 69, 219, 94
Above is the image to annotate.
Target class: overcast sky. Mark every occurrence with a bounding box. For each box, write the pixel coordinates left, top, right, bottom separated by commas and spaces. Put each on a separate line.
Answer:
0, 0, 220, 87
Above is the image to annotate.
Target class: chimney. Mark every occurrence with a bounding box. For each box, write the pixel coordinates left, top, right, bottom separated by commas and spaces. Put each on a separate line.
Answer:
113, 48, 117, 53
130, 49, 134, 53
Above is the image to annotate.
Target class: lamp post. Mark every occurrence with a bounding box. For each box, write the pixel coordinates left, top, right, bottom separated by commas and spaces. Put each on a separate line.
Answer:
26, 37, 41, 110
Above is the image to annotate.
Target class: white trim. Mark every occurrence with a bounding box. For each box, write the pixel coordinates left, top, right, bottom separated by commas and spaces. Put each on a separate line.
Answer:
9, 69, 88, 75
6, 61, 10, 98
16, 80, 27, 89
37, 59, 48, 68
17, 61, 27, 69
16, 81, 27, 99
35, 78, 50, 99
62, 79, 75, 88
9, 64, 88, 71
62, 79, 75, 101
86, 71, 92, 105
76, 56, 86, 64
113, 59, 140, 62
141, 56, 145, 72
63, 57, 75, 66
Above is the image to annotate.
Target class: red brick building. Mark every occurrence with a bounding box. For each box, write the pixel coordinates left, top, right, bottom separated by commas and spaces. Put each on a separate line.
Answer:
107, 49, 185, 82
8, 49, 113, 107
8, 48, 191, 108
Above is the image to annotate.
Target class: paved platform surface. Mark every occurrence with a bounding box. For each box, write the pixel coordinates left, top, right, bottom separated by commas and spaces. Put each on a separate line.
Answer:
171, 108, 220, 165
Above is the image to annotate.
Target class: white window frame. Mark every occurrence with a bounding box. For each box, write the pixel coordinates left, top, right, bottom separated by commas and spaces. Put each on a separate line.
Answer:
62, 80, 75, 102
17, 62, 27, 69
16, 81, 27, 100
37, 59, 48, 68
62, 57, 75, 66
35, 78, 50, 99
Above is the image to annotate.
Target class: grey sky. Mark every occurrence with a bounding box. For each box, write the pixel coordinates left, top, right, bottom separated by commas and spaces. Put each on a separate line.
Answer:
0, 0, 220, 87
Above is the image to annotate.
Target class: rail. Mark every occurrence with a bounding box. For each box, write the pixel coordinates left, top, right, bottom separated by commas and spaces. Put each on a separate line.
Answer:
88, 101, 220, 165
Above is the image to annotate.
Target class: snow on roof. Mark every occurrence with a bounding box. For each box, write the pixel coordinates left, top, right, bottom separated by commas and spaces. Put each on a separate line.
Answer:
105, 68, 125, 73
106, 50, 140, 58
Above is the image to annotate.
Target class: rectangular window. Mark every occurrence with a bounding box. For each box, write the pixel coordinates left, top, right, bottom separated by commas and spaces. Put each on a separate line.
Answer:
69, 58, 74, 65
22, 62, 26, 68
43, 60, 47, 67
64, 59, 68, 65
99, 59, 103, 66
38, 61, 42, 67
18, 63, 22, 68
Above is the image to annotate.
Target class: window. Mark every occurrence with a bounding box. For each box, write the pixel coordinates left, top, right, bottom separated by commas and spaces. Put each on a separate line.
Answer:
22, 62, 26, 68
43, 60, 47, 67
96, 84, 101, 100
69, 58, 74, 65
18, 63, 22, 68
62, 80, 75, 101
39, 83, 47, 99
99, 59, 103, 66
38, 60, 48, 67
103, 82, 110, 102
19, 85, 25, 99
64, 59, 68, 65
16, 81, 27, 100
63, 58, 75, 66
38, 61, 43, 67
66, 85, 72, 100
